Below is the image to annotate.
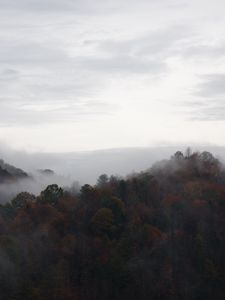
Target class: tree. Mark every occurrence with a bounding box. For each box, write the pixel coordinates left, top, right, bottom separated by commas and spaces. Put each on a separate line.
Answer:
97, 174, 109, 188
185, 147, 192, 158
173, 151, 184, 161
11, 192, 35, 210
91, 208, 115, 236
38, 184, 63, 206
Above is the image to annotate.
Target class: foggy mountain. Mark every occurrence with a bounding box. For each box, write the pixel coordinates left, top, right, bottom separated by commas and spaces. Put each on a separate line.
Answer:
0, 159, 29, 183
0, 158, 72, 203
0, 145, 225, 202
1, 149, 225, 299
1, 145, 225, 184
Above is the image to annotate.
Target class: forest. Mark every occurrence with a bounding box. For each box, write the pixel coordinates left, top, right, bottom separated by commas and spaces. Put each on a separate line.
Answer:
0, 150, 225, 300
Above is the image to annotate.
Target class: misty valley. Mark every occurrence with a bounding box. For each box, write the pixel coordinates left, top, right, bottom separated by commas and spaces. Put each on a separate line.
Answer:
1, 0, 225, 298
0, 150, 224, 299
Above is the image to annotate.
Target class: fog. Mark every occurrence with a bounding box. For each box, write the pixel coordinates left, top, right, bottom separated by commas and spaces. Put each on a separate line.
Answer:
0, 144, 225, 203
0, 170, 76, 203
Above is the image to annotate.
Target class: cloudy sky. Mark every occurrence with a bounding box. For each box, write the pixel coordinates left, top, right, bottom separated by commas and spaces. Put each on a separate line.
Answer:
0, 0, 225, 152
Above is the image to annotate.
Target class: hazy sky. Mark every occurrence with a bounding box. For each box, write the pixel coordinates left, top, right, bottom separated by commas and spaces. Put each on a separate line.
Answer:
0, 0, 225, 152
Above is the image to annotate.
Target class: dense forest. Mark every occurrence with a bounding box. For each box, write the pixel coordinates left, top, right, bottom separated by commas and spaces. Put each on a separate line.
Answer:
0, 150, 225, 300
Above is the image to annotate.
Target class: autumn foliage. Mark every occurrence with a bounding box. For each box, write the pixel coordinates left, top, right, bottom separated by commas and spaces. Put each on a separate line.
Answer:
0, 150, 225, 299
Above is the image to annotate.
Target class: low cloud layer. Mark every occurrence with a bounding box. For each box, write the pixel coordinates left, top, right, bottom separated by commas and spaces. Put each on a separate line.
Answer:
1, 143, 225, 203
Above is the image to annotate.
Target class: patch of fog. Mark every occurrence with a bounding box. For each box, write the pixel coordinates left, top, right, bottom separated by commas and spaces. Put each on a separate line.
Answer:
0, 145, 225, 203
0, 146, 183, 183
0, 172, 77, 203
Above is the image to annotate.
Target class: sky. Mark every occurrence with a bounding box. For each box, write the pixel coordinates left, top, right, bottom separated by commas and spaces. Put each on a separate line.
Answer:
0, 0, 225, 152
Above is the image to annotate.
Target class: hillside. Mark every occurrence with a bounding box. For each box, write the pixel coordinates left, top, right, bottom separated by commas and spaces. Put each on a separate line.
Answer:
0, 159, 29, 183
0, 150, 225, 299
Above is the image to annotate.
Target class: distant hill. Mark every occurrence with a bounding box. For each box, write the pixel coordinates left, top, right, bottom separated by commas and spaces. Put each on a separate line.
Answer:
37, 169, 55, 176
0, 159, 29, 183
1, 146, 225, 184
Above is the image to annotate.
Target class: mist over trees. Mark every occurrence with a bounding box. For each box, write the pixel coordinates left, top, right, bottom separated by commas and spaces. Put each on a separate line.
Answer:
0, 159, 29, 183
0, 150, 225, 299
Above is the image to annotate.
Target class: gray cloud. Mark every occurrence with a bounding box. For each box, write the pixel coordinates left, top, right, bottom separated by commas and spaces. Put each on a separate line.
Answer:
182, 44, 225, 59
0, 69, 19, 81
76, 26, 192, 76
0, 0, 91, 13
0, 24, 187, 127
0, 100, 115, 126
180, 73, 225, 121
79, 55, 166, 75
0, 0, 225, 150
195, 74, 225, 98
97, 26, 191, 58
0, 0, 176, 14
0, 42, 67, 64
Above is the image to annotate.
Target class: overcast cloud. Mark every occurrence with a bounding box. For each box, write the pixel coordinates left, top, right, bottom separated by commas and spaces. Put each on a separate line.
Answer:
0, 0, 225, 152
